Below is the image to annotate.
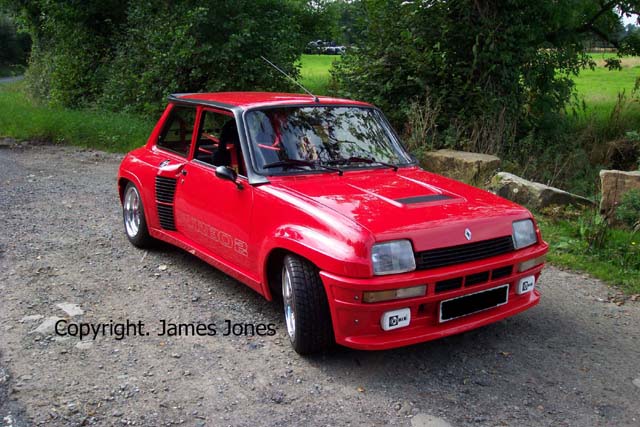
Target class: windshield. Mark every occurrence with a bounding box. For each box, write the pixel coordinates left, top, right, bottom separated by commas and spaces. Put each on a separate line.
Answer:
245, 106, 413, 174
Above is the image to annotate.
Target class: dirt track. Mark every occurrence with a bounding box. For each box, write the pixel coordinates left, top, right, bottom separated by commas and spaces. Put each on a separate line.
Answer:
0, 142, 639, 427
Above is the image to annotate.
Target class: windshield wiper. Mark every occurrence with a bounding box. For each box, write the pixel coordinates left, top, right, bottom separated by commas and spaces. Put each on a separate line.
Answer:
326, 156, 398, 171
263, 159, 314, 170
263, 159, 343, 175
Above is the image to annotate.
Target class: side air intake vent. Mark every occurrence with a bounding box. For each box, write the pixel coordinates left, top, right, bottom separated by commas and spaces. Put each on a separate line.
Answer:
155, 177, 177, 230
156, 177, 177, 203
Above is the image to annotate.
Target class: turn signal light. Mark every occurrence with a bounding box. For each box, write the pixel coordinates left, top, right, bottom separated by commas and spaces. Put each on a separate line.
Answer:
518, 255, 546, 272
362, 285, 426, 303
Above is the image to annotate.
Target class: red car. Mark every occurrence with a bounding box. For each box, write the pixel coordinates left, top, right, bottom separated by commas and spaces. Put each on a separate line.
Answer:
117, 92, 548, 354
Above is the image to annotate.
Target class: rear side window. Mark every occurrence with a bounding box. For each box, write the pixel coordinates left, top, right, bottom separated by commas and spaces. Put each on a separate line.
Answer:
157, 105, 196, 157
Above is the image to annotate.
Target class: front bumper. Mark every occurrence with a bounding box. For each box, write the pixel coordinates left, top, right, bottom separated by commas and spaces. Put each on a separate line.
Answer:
320, 242, 548, 350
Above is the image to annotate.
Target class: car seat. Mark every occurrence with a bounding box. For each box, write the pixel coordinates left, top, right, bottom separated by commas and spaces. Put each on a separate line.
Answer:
212, 121, 237, 167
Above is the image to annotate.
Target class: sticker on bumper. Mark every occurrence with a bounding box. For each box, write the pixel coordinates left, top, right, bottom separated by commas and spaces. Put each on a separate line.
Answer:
381, 308, 411, 331
517, 275, 536, 295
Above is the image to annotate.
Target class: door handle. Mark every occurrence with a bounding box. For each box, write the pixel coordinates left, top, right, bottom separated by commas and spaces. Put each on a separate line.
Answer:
181, 169, 188, 176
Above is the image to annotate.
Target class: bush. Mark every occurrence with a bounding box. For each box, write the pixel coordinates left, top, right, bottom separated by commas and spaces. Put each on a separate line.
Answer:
331, 0, 640, 180
100, 1, 307, 115
402, 92, 441, 157
0, 13, 30, 70
7, 0, 309, 113
20, 0, 127, 107
333, 0, 600, 153
616, 189, 640, 230
539, 209, 640, 293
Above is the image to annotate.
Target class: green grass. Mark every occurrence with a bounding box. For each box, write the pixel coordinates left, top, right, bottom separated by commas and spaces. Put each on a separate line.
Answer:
538, 213, 640, 294
298, 53, 640, 119
562, 61, 640, 196
0, 81, 153, 152
573, 54, 640, 119
298, 54, 339, 95
569, 53, 640, 137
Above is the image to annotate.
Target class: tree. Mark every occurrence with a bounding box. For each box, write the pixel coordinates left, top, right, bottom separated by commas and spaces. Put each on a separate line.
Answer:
333, 0, 640, 155
322, 0, 365, 45
101, 0, 309, 113
294, 0, 340, 43
2, 0, 128, 106
2, 0, 310, 112
0, 12, 30, 69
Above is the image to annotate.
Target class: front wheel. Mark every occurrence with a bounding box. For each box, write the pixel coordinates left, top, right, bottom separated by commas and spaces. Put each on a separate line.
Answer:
122, 182, 153, 248
281, 255, 334, 354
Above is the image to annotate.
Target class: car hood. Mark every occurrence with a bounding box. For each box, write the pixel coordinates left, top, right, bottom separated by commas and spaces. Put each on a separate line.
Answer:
270, 167, 530, 251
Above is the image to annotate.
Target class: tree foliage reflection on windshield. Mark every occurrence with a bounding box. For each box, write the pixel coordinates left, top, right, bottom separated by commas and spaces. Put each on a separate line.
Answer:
245, 106, 412, 173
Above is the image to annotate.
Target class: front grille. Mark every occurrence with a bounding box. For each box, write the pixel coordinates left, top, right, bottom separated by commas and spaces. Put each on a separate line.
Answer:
466, 271, 490, 286
435, 278, 463, 293
434, 265, 514, 294
491, 265, 513, 280
415, 236, 514, 270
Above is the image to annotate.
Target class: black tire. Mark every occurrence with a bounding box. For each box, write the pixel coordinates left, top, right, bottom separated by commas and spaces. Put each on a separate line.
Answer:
122, 182, 154, 248
281, 254, 334, 354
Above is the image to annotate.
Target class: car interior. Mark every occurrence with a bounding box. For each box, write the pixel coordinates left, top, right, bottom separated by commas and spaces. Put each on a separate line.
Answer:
194, 110, 246, 176
157, 106, 196, 156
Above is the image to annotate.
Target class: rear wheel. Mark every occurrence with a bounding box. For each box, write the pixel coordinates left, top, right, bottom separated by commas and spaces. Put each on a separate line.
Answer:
281, 254, 334, 354
123, 182, 153, 248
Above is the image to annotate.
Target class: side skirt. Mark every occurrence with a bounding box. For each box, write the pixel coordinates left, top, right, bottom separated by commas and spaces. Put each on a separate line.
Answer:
148, 227, 266, 297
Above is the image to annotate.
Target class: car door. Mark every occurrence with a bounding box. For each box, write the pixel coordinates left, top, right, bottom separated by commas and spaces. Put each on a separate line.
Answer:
173, 107, 256, 277
152, 103, 197, 232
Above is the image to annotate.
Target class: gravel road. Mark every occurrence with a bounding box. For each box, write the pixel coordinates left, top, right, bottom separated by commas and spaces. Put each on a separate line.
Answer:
0, 141, 639, 427
0, 76, 24, 84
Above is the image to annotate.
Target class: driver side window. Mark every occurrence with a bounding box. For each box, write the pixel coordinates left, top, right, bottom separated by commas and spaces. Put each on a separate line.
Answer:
195, 110, 246, 176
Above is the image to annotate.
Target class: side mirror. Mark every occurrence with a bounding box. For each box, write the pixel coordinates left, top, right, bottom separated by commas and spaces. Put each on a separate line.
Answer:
215, 166, 243, 190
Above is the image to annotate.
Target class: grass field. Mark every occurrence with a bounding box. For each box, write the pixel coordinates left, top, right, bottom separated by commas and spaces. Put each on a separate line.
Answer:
0, 57, 338, 151
299, 54, 338, 95
574, 67, 640, 108
300, 53, 640, 114
572, 53, 640, 121
0, 81, 153, 151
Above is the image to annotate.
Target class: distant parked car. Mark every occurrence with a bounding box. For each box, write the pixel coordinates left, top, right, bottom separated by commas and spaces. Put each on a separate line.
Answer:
305, 40, 346, 55
118, 92, 548, 354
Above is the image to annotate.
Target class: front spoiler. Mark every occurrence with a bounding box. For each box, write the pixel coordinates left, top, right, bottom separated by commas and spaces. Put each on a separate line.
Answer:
320, 243, 548, 350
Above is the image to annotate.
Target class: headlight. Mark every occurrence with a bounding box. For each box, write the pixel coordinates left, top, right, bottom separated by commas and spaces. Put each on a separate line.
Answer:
371, 240, 416, 275
512, 219, 537, 249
